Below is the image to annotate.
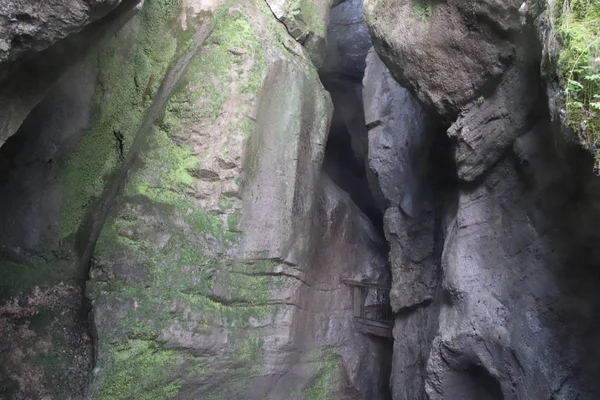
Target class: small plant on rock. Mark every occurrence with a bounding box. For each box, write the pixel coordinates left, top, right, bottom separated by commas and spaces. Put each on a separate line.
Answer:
413, 2, 432, 21
554, 0, 600, 168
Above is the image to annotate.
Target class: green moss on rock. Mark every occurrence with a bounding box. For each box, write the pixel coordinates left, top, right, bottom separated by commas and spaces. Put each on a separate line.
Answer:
98, 340, 186, 400
305, 349, 342, 400
59, 0, 183, 240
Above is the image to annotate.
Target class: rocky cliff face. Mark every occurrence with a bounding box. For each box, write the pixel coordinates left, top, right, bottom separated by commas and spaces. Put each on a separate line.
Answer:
363, 0, 600, 399
0, 0, 391, 398
0, 0, 599, 399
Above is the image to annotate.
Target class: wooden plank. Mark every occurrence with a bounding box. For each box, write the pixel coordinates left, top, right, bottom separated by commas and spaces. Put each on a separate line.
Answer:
355, 316, 393, 329
341, 278, 391, 290
355, 321, 393, 339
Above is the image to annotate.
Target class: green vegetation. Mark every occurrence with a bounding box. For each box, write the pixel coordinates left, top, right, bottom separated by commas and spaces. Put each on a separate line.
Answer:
553, 0, 600, 167
305, 349, 342, 400
98, 340, 185, 400
58, 0, 182, 239
413, 2, 432, 21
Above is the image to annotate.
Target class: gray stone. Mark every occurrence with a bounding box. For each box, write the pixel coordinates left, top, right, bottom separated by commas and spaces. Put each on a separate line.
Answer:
0, 0, 140, 151
363, 0, 523, 118
363, 47, 432, 215
84, 2, 390, 398
264, 0, 334, 68
448, 57, 543, 182
0, 0, 123, 65
0, 55, 97, 252
322, 0, 372, 78
363, 45, 440, 400
239, 58, 332, 265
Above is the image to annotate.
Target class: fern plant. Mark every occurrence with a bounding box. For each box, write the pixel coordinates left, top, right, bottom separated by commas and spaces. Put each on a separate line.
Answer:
554, 0, 600, 167
413, 2, 432, 21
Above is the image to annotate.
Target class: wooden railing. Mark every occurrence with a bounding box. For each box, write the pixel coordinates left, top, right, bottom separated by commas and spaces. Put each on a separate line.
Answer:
342, 279, 393, 338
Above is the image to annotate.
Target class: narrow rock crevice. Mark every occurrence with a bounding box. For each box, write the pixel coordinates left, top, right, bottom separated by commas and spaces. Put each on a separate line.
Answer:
316, 1, 395, 397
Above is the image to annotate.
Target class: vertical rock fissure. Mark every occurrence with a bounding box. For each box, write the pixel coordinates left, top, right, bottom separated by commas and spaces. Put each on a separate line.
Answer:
317, 0, 393, 396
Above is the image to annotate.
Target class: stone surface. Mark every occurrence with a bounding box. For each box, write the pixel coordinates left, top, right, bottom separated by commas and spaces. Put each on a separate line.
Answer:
447, 50, 543, 182
322, 0, 371, 78
0, 55, 97, 252
427, 142, 600, 399
264, 0, 334, 67
363, 1, 600, 399
363, 47, 432, 215
0, 0, 216, 397
84, 1, 390, 399
0, 0, 123, 65
239, 57, 331, 264
363, 0, 523, 118
362, 43, 443, 400
319, 0, 372, 188
0, 0, 140, 154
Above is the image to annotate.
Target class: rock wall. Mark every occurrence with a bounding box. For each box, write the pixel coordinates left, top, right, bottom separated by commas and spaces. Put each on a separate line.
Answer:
0, 0, 142, 149
362, 46, 443, 400
363, 0, 600, 399
3, 0, 599, 399
0, 0, 393, 398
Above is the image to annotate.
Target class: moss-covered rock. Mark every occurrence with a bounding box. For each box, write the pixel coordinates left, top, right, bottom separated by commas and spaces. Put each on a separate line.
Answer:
87, 1, 334, 398
59, 0, 184, 240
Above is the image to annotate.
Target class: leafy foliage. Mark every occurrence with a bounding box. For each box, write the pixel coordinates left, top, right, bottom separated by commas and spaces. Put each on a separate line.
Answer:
413, 2, 432, 21
554, 0, 600, 167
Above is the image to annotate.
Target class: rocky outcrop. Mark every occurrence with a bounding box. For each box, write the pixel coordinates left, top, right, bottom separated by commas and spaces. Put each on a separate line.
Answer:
321, 0, 371, 79
0, 0, 141, 152
363, 0, 522, 119
264, 0, 334, 67
363, 47, 432, 216
364, 0, 600, 399
82, 1, 389, 398
0, 0, 124, 65
0, 0, 215, 397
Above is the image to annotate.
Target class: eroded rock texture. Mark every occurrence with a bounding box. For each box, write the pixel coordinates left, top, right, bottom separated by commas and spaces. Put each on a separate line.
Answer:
0, 0, 141, 150
0, 0, 395, 397
362, 46, 443, 400
264, 0, 335, 67
363, 0, 600, 399
0, 0, 124, 64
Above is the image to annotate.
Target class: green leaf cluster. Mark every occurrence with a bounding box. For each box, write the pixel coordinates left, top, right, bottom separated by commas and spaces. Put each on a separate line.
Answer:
555, 0, 600, 168
413, 1, 432, 21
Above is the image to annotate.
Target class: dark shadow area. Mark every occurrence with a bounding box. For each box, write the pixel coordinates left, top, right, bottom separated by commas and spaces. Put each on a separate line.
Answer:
316, 2, 393, 399
322, 118, 384, 234
442, 365, 504, 400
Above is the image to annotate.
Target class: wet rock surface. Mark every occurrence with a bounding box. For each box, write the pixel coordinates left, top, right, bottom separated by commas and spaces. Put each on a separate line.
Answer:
363, 0, 523, 118
321, 0, 371, 79
362, 44, 444, 400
